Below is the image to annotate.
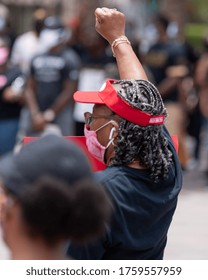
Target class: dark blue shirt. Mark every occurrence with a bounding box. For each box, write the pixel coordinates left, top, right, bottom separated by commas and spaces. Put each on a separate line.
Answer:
68, 128, 182, 259
30, 49, 80, 111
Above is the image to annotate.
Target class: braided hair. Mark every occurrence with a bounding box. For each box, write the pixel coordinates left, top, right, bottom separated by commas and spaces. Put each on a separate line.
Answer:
110, 79, 173, 183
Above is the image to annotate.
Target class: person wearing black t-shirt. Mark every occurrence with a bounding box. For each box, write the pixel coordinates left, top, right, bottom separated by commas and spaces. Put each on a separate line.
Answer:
0, 37, 25, 156
144, 14, 191, 168
67, 8, 182, 260
22, 17, 80, 137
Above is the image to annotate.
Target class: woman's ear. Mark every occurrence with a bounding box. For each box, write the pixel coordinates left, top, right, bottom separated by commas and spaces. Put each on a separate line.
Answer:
0, 195, 15, 225
0, 190, 7, 224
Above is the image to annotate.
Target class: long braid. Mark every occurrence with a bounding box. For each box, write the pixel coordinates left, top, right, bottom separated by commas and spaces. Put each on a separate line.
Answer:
110, 80, 172, 183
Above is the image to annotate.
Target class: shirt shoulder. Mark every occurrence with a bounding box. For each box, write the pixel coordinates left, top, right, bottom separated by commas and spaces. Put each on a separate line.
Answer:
95, 167, 124, 183
62, 49, 81, 68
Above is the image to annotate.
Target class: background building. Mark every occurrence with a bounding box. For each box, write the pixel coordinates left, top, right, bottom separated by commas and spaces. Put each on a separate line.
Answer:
1, 0, 208, 53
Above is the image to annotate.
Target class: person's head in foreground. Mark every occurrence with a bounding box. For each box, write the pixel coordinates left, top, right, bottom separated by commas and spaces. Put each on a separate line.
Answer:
0, 135, 112, 260
74, 79, 172, 183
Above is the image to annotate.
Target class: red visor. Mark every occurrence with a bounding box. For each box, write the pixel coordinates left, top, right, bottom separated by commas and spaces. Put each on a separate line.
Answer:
74, 79, 165, 126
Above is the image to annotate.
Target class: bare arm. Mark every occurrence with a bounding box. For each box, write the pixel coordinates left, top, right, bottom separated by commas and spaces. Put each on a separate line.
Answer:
25, 76, 47, 132
26, 76, 77, 127
194, 55, 208, 88
95, 8, 147, 81
157, 77, 179, 97
25, 76, 40, 115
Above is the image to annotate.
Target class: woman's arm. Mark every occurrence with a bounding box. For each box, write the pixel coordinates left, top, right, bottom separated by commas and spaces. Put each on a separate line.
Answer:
95, 7, 148, 81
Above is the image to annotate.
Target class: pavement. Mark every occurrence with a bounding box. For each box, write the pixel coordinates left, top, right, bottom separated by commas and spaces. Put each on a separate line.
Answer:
164, 128, 208, 260
0, 132, 208, 260
164, 169, 208, 259
0, 229, 9, 259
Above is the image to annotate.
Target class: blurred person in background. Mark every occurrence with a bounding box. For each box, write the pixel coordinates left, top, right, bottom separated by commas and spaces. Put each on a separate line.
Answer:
72, 31, 117, 136
0, 37, 25, 156
0, 135, 112, 259
67, 4, 117, 136
144, 14, 191, 169
10, 8, 47, 75
19, 16, 80, 137
0, 4, 15, 52
194, 34, 208, 179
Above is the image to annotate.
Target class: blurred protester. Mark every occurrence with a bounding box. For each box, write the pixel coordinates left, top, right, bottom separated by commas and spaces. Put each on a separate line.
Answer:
182, 78, 202, 169
0, 37, 25, 156
0, 135, 112, 259
194, 35, 208, 120
67, 8, 116, 136
144, 14, 191, 169
10, 8, 47, 75
168, 34, 201, 167
194, 35, 208, 177
72, 31, 117, 136
19, 16, 80, 138
0, 4, 15, 51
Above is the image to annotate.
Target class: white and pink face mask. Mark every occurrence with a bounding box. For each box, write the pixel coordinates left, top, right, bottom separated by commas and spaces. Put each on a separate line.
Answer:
84, 121, 117, 163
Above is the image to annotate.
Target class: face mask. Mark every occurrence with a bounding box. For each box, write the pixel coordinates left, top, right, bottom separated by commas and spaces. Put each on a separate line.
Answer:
84, 121, 117, 163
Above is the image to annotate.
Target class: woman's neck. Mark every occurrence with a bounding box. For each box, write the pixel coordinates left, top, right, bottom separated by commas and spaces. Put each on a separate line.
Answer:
128, 160, 145, 169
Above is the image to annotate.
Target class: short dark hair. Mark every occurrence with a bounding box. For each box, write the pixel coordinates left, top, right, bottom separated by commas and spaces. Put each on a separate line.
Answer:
16, 176, 113, 245
0, 135, 113, 244
155, 14, 169, 31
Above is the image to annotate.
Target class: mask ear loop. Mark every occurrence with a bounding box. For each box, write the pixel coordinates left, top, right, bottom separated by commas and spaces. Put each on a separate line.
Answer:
95, 120, 119, 133
108, 120, 119, 147
104, 123, 119, 164
109, 127, 116, 140
106, 126, 117, 149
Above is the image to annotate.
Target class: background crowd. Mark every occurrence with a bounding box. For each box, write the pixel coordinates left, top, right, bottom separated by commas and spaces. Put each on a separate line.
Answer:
0, 1, 208, 177
0, 1, 208, 260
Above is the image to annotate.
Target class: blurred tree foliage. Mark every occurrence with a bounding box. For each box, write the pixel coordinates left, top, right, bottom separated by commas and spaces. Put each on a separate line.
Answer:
189, 0, 208, 22
184, 0, 208, 51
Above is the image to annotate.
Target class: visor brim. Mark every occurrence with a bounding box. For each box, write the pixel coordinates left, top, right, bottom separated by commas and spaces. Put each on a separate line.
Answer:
73, 91, 105, 104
